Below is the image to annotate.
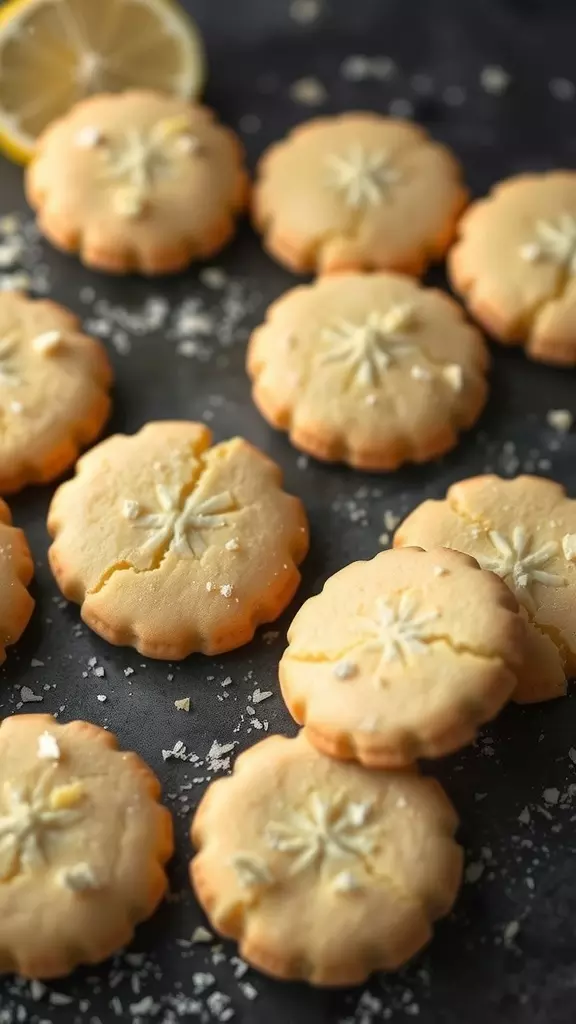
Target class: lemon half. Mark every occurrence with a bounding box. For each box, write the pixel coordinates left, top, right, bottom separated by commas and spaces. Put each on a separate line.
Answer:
0, 0, 206, 164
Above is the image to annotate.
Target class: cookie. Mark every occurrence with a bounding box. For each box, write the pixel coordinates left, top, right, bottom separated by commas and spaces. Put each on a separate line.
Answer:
395, 474, 576, 703
449, 172, 576, 365
247, 272, 489, 471
47, 421, 309, 659
26, 90, 249, 275
279, 547, 524, 768
190, 732, 463, 986
0, 498, 34, 662
0, 291, 112, 492
0, 713, 173, 978
252, 113, 468, 275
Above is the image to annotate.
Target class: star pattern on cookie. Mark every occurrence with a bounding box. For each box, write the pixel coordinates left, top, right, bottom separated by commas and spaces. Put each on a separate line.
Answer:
477, 527, 565, 611
325, 146, 402, 208
0, 329, 21, 386
122, 483, 236, 567
98, 117, 201, 217
0, 777, 84, 881
265, 791, 376, 878
318, 304, 418, 387
354, 592, 439, 672
520, 214, 576, 273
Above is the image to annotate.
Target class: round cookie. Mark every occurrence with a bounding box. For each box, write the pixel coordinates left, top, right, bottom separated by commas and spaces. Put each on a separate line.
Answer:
395, 474, 576, 703
47, 421, 309, 659
279, 547, 524, 768
0, 498, 34, 661
252, 113, 468, 275
0, 714, 173, 979
247, 273, 489, 471
26, 90, 249, 275
0, 291, 112, 492
190, 732, 463, 986
449, 172, 576, 365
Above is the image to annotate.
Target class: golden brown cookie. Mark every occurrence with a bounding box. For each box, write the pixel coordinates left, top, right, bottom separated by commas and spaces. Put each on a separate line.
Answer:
26, 90, 249, 275
280, 547, 524, 768
0, 713, 173, 979
395, 475, 576, 703
253, 113, 468, 274
0, 291, 112, 493
247, 272, 489, 470
449, 172, 576, 365
47, 421, 309, 659
190, 732, 463, 986
0, 498, 34, 661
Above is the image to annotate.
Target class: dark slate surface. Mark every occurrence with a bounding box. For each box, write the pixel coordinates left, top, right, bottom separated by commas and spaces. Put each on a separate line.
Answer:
1, 0, 576, 1021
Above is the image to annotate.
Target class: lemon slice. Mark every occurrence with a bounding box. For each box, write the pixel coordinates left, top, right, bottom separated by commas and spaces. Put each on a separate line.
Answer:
0, 0, 206, 164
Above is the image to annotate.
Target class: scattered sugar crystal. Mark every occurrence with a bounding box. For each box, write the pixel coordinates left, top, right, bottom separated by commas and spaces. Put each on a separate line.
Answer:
480, 65, 510, 94
550, 77, 575, 101
289, 76, 327, 106
37, 731, 60, 760
547, 408, 573, 432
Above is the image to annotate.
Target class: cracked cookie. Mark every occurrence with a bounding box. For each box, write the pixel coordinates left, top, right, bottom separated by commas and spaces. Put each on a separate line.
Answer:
449, 172, 576, 365
26, 90, 249, 275
247, 272, 489, 471
279, 547, 524, 768
0, 498, 34, 662
0, 713, 173, 979
395, 474, 576, 703
252, 113, 468, 275
190, 731, 463, 986
0, 291, 112, 493
47, 421, 309, 659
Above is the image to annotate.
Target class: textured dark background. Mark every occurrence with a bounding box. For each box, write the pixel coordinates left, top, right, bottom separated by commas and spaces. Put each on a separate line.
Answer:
2, 0, 576, 1021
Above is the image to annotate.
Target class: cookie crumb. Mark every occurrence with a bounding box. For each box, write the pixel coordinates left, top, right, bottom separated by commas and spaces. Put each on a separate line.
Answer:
433, 565, 448, 577
192, 925, 214, 943
220, 583, 234, 598
175, 697, 191, 712
225, 538, 240, 551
